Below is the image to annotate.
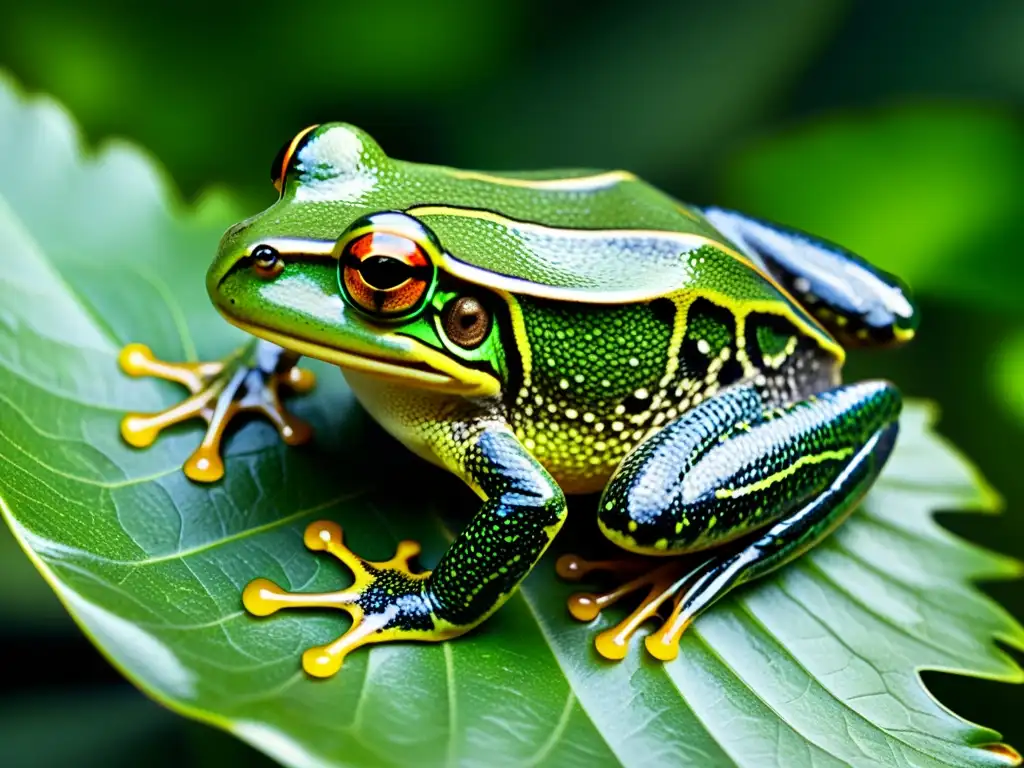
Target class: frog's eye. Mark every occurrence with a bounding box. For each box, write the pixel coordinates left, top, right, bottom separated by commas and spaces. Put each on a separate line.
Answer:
442, 296, 491, 349
340, 232, 433, 318
270, 124, 319, 194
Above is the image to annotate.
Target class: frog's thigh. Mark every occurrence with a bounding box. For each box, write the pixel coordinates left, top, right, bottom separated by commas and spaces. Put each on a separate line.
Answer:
598, 382, 901, 558
585, 381, 900, 660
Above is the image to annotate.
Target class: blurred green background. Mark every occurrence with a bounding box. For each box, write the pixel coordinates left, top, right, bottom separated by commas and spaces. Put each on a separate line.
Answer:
1, 0, 1022, 764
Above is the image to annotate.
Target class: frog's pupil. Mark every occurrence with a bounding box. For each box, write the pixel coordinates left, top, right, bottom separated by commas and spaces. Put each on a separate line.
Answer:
360, 256, 410, 290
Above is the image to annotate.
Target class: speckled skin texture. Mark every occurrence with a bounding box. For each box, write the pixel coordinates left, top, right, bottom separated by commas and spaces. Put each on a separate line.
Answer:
506, 282, 839, 495
199, 123, 918, 666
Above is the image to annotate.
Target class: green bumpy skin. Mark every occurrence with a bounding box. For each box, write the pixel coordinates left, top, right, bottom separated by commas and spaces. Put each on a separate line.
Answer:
118, 123, 918, 674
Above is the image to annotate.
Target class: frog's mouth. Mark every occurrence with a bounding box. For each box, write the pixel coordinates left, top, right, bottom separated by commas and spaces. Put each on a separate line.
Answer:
218, 312, 500, 397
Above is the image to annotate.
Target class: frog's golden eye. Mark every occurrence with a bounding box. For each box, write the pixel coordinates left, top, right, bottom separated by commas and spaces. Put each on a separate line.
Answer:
340, 232, 433, 317
270, 124, 319, 194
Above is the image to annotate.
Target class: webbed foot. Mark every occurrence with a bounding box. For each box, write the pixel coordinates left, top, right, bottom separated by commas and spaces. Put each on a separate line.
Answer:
557, 554, 698, 661
243, 521, 449, 678
118, 340, 315, 482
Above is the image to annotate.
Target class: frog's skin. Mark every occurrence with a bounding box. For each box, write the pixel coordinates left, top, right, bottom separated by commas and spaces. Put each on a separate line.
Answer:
119, 123, 917, 676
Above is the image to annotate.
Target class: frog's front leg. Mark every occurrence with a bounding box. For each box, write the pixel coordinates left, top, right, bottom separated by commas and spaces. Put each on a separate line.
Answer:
243, 422, 567, 677
118, 339, 315, 482
561, 381, 901, 661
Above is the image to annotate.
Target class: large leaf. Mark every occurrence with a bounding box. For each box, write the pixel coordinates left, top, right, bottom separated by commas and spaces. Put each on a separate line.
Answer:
0, 74, 1022, 768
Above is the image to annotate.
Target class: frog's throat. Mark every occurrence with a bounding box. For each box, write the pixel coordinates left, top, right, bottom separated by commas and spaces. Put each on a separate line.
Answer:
218, 313, 500, 397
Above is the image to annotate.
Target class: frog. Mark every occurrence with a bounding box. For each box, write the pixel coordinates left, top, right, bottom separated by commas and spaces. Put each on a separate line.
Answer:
118, 123, 918, 678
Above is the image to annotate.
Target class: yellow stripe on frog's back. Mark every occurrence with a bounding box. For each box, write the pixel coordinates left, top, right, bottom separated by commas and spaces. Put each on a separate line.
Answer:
444, 168, 638, 191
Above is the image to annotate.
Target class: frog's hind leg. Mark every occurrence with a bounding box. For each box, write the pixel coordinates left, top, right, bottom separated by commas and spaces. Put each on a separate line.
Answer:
642, 410, 899, 661
563, 381, 901, 661
702, 206, 919, 347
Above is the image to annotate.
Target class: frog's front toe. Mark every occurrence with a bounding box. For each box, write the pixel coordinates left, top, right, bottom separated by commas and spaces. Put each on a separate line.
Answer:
557, 553, 696, 661
118, 340, 314, 482
243, 521, 441, 678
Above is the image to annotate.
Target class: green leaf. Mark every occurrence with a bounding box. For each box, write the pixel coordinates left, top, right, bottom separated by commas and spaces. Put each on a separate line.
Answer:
718, 106, 1024, 313
0, 73, 1021, 768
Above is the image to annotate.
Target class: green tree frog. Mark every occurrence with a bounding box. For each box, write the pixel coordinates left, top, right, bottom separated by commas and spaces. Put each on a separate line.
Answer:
119, 124, 917, 677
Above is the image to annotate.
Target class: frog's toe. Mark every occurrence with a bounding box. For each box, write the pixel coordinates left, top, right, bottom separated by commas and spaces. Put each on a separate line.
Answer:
302, 520, 422, 576
280, 364, 317, 394
559, 554, 693, 661
555, 554, 652, 583
301, 619, 385, 678
119, 343, 225, 390
119, 342, 224, 448
643, 608, 691, 662
243, 520, 434, 677
242, 576, 385, 678
118, 340, 315, 482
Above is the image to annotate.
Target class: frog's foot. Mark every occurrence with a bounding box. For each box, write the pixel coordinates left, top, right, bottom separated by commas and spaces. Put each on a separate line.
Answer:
557, 553, 701, 661
118, 340, 315, 482
242, 520, 446, 678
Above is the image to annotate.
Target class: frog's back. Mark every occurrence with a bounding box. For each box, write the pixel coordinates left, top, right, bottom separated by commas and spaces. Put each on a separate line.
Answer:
280, 127, 845, 492
389, 162, 831, 339
290, 126, 825, 320
505, 283, 843, 494
399, 164, 730, 303
398, 167, 846, 492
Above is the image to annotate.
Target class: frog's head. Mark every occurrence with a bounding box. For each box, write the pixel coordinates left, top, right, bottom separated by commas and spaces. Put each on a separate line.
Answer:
207, 123, 506, 397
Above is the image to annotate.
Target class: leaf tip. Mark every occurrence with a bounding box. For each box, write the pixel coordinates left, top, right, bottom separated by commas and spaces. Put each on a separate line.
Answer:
981, 742, 1021, 767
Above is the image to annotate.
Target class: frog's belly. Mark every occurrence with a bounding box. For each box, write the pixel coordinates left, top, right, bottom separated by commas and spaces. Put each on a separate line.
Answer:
341, 369, 462, 471
513, 423, 642, 496
342, 369, 620, 494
